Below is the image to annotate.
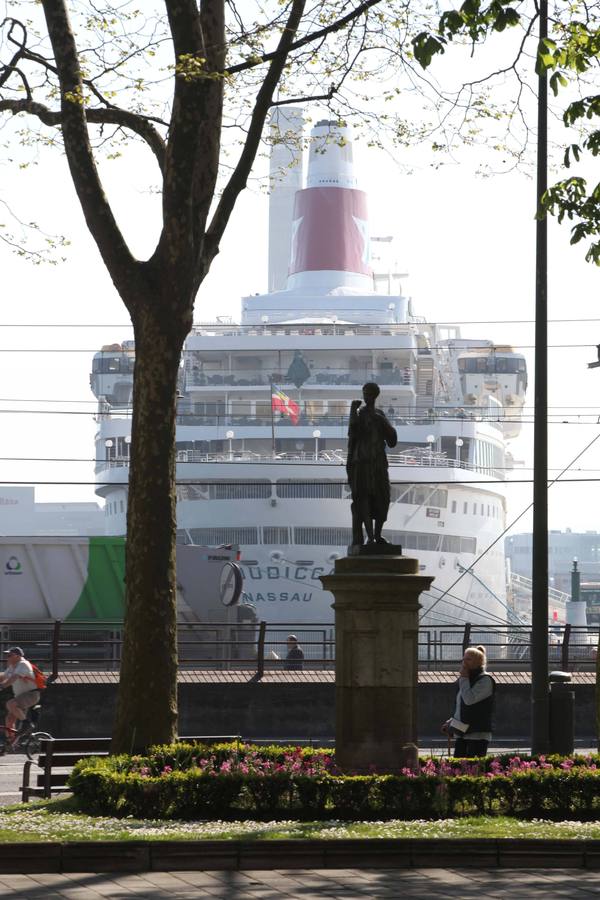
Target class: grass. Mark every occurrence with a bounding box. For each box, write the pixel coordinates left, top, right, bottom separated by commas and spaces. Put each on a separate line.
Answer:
0, 799, 600, 842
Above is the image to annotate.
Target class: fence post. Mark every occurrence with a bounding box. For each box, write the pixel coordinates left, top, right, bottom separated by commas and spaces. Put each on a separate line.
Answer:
51, 620, 61, 681
462, 622, 472, 654
255, 621, 267, 681
561, 623, 572, 671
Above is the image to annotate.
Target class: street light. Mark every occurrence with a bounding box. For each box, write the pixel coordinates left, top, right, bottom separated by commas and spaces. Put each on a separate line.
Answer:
426, 434, 435, 465
226, 430, 235, 460
104, 438, 113, 463
455, 437, 463, 465
312, 429, 321, 459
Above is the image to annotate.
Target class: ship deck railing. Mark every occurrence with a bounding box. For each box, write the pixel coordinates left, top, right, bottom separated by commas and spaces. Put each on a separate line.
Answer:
2, 621, 596, 678
98, 448, 504, 479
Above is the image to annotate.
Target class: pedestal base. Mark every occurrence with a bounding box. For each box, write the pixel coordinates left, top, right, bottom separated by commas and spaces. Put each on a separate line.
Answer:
321, 553, 433, 774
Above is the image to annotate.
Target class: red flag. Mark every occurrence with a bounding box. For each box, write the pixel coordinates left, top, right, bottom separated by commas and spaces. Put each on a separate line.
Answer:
271, 384, 300, 425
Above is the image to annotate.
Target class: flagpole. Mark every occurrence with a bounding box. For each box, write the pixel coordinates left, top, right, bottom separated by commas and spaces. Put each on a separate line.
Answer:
270, 379, 276, 457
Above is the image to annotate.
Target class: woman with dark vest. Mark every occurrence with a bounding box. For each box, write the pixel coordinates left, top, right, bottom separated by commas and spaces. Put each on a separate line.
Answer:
442, 645, 495, 757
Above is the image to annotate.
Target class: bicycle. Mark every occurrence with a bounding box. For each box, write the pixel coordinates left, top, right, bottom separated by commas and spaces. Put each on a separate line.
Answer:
0, 689, 53, 760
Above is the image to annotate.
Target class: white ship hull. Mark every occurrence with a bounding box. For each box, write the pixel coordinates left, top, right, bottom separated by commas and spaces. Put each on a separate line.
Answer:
167, 458, 508, 627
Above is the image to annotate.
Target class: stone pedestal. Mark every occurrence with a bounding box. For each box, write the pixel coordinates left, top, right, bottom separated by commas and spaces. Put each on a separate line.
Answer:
320, 549, 433, 772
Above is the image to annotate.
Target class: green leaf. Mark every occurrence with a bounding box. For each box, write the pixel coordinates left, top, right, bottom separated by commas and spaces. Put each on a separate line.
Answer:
412, 32, 446, 69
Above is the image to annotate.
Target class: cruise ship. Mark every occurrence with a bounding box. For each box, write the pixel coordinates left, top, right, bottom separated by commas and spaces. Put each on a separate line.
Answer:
90, 113, 527, 629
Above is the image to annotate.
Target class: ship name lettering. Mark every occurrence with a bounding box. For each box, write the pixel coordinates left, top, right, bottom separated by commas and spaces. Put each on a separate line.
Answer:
243, 591, 312, 604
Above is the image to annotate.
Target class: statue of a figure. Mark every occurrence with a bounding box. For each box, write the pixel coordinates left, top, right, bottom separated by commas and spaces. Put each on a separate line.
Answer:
346, 382, 398, 546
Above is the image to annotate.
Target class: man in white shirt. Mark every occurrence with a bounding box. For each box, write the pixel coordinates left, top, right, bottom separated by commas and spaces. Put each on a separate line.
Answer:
0, 647, 40, 743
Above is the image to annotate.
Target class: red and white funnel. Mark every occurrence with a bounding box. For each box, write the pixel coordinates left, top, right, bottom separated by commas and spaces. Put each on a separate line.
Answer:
287, 121, 372, 291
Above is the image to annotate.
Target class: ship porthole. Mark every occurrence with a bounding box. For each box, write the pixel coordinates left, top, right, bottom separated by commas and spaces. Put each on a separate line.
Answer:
270, 551, 283, 563
439, 557, 446, 569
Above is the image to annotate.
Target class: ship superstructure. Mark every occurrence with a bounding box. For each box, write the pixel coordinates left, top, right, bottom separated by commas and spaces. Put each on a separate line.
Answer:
91, 114, 527, 629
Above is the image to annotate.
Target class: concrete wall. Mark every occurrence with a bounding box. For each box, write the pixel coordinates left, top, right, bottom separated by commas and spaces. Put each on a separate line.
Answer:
39, 681, 597, 743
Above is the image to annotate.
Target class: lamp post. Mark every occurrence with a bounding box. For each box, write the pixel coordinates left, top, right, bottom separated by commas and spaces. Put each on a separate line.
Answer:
313, 429, 321, 460
104, 438, 113, 463
455, 437, 463, 465
531, 0, 549, 755
426, 434, 435, 465
226, 430, 234, 460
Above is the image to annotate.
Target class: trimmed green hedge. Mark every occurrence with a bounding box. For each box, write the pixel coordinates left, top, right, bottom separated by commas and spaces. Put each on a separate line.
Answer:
68, 744, 600, 821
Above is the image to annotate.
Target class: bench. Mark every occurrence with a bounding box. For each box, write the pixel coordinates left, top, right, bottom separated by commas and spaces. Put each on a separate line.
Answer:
21, 734, 240, 802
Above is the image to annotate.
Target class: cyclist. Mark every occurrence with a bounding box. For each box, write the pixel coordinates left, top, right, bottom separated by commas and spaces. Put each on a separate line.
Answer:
0, 647, 40, 744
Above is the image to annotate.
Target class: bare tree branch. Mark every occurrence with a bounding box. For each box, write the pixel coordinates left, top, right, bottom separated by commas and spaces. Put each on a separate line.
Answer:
40, 0, 137, 302
0, 18, 26, 89
226, 0, 383, 75
204, 0, 307, 270
0, 97, 166, 172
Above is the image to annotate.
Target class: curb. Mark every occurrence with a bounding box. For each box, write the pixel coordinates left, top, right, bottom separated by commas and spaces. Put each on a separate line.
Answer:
0, 839, 599, 872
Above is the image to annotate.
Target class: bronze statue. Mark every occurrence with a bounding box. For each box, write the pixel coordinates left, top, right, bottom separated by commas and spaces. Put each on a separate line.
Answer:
346, 382, 398, 546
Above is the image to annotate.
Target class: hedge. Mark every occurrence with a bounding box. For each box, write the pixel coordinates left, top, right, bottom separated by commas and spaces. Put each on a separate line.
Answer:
68, 744, 600, 821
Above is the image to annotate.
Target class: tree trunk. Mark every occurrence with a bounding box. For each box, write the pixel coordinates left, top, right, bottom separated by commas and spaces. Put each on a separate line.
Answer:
110, 294, 188, 753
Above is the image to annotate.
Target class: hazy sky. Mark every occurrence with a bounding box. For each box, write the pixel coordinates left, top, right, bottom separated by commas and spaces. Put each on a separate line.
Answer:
1, 6, 600, 537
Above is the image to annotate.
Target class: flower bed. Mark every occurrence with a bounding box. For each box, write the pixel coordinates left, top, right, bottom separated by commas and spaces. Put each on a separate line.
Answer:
69, 743, 600, 821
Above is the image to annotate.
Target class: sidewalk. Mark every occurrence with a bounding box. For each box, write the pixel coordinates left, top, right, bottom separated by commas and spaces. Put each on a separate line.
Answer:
0, 868, 598, 898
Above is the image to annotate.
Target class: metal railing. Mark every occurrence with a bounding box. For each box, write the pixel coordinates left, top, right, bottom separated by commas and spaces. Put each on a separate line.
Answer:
0, 620, 596, 680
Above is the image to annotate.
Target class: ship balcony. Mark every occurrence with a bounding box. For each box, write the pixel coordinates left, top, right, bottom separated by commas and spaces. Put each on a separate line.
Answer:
93, 446, 504, 485
183, 368, 415, 391
170, 447, 503, 480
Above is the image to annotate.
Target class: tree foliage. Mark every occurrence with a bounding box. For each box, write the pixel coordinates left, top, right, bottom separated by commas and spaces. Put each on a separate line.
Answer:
413, 0, 600, 264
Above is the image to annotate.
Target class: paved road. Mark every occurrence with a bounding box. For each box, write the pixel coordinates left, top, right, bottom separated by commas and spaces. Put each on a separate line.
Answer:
0, 868, 597, 898
0, 753, 25, 806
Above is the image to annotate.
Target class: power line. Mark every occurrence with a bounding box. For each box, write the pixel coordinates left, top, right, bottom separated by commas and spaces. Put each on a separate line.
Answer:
3, 399, 600, 420
4, 475, 600, 486
3, 407, 600, 426
6, 456, 600, 473
1, 316, 600, 326
0, 342, 598, 351
421, 430, 600, 621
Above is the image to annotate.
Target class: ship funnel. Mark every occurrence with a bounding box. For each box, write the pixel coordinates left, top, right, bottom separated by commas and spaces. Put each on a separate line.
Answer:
287, 121, 372, 291
268, 107, 305, 293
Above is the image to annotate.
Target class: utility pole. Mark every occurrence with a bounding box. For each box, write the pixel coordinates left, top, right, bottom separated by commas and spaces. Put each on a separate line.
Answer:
531, 0, 549, 755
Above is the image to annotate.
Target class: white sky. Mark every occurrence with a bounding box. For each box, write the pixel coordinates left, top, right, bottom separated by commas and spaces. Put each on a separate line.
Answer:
1, 9, 600, 538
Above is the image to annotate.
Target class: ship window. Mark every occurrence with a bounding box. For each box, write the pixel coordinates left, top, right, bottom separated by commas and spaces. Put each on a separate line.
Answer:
328, 401, 348, 417
176, 484, 209, 501
256, 401, 272, 418
473, 504, 477, 515
263, 527, 290, 544
463, 502, 468, 514
277, 480, 344, 499
187, 527, 258, 545
305, 400, 325, 420
230, 400, 251, 417
451, 500, 457, 513
209, 481, 270, 500
292, 526, 475, 554
389, 485, 447, 508
176, 481, 270, 500
294, 527, 353, 546
480, 504, 484, 515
